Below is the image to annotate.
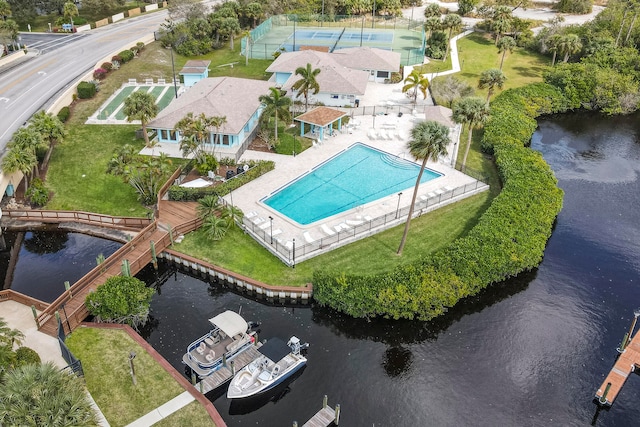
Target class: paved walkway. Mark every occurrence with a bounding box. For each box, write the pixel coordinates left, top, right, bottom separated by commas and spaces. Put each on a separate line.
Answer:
0, 300, 110, 427
125, 391, 195, 427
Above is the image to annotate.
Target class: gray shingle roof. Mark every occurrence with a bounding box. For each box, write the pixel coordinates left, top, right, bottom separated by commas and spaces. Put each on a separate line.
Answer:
147, 77, 273, 134
179, 60, 211, 75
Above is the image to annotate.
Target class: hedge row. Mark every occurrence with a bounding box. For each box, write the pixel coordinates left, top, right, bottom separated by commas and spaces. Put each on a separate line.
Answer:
168, 160, 275, 201
312, 83, 567, 320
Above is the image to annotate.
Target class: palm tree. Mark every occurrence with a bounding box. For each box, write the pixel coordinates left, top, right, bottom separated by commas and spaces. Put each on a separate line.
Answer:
63, 1, 78, 28
201, 216, 229, 240
209, 115, 227, 155
402, 69, 430, 106
442, 13, 462, 61
0, 318, 24, 348
397, 120, 450, 255
244, 2, 263, 28
0, 1, 11, 21
220, 205, 244, 228
197, 194, 221, 219
175, 112, 215, 162
491, 5, 512, 45
0, 362, 99, 426
496, 36, 516, 70
424, 3, 441, 18
424, 16, 441, 40
259, 87, 292, 141
243, 30, 252, 66
292, 63, 321, 112
558, 33, 582, 63
478, 68, 506, 103
452, 96, 490, 168
547, 33, 562, 66
123, 91, 158, 147
29, 111, 65, 170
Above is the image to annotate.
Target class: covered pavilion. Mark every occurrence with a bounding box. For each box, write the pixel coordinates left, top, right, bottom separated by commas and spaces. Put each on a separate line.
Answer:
295, 106, 348, 142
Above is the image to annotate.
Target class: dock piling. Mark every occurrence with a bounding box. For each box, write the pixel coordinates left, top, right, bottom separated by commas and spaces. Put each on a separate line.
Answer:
599, 382, 611, 405
335, 404, 340, 425
31, 305, 39, 328
323, 394, 328, 408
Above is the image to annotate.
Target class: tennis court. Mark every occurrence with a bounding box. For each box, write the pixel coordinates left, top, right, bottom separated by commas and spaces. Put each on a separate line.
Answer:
87, 82, 179, 124
243, 14, 425, 65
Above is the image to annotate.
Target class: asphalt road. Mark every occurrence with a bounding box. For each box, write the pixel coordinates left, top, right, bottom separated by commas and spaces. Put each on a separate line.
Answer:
18, 32, 89, 55
0, 10, 168, 152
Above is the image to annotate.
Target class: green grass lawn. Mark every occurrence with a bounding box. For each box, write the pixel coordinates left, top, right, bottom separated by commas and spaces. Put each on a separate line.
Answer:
175, 190, 493, 286
46, 124, 150, 216
66, 327, 215, 427
422, 32, 550, 101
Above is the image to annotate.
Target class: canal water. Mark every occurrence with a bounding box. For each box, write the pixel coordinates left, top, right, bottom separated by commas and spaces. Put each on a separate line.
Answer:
0, 230, 121, 303
3, 111, 640, 426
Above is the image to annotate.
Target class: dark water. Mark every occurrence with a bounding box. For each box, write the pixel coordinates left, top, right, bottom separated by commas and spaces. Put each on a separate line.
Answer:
0, 230, 121, 303
4, 111, 640, 426
137, 111, 640, 426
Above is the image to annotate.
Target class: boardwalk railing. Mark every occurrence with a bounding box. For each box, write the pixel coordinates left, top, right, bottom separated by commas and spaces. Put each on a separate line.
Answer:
36, 221, 159, 334
243, 179, 489, 266
2, 209, 151, 230
157, 167, 184, 211
0, 289, 49, 311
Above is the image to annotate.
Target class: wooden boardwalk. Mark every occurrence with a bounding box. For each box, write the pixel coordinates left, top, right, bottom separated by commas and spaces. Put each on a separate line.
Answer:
596, 330, 640, 405
197, 345, 262, 394
33, 199, 200, 337
302, 407, 336, 427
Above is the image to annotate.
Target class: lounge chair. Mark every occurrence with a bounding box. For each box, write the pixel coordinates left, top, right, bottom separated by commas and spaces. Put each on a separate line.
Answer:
397, 131, 406, 140
303, 231, 316, 243
435, 188, 445, 195
345, 219, 363, 226
444, 185, 454, 192
252, 217, 264, 225
246, 211, 258, 219
271, 229, 282, 237
285, 241, 294, 250
364, 215, 373, 221
259, 221, 271, 230
427, 192, 436, 198
367, 129, 377, 140
378, 129, 388, 140
320, 224, 335, 236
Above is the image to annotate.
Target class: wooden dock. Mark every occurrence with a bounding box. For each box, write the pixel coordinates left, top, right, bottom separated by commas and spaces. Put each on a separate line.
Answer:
297, 395, 340, 427
596, 317, 640, 405
197, 346, 262, 394
32, 199, 200, 337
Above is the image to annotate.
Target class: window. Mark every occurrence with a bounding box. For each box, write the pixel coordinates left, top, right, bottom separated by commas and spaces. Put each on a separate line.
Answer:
169, 130, 176, 141
160, 130, 168, 140
377, 71, 390, 78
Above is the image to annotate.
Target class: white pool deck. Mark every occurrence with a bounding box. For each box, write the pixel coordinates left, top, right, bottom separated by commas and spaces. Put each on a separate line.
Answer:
227, 109, 487, 262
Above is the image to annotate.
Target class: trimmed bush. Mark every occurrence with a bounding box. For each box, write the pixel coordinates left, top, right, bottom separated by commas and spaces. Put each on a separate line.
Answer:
26, 178, 49, 207
100, 62, 113, 72
14, 347, 41, 367
313, 83, 567, 321
111, 54, 122, 63
57, 106, 70, 123
92, 68, 107, 80
118, 49, 134, 63
86, 276, 155, 330
77, 81, 96, 99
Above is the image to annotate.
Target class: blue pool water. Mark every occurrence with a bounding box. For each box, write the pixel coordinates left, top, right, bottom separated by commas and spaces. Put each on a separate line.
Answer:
263, 143, 442, 225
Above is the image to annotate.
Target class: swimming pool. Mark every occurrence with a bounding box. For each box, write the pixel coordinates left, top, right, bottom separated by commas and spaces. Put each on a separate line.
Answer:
263, 143, 442, 225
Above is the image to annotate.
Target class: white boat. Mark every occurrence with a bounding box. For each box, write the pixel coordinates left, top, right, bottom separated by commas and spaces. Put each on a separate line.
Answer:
227, 336, 308, 399
182, 310, 258, 378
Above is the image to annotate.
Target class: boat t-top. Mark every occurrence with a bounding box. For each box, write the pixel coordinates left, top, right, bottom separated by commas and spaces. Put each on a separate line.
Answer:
182, 310, 257, 378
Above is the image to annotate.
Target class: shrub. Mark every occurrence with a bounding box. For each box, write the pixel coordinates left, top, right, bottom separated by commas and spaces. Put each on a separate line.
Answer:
313, 83, 567, 321
92, 68, 107, 80
168, 160, 275, 201
26, 178, 49, 207
100, 62, 112, 71
118, 49, 134, 63
85, 276, 155, 330
111, 54, 122, 63
388, 72, 403, 84
111, 60, 120, 70
57, 106, 70, 123
195, 154, 219, 175
14, 347, 41, 367
77, 81, 96, 99
136, 42, 145, 52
